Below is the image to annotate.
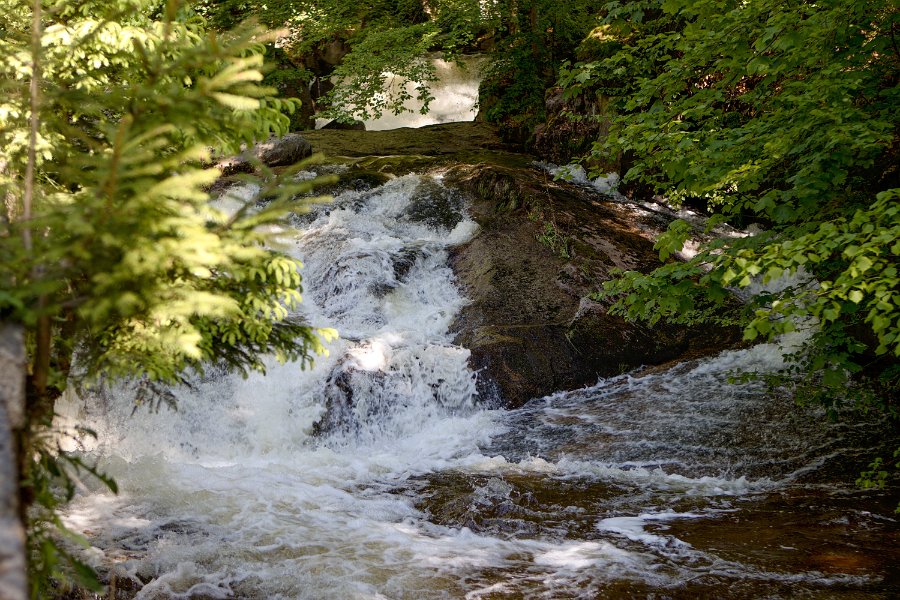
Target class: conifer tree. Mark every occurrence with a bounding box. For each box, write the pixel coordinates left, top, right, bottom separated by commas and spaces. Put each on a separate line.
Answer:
0, 0, 333, 592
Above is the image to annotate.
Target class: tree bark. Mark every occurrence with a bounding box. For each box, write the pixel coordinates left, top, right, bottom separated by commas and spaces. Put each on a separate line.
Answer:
0, 324, 27, 600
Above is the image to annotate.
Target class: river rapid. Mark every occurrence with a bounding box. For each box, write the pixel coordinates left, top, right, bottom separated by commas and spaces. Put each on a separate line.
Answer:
57, 173, 899, 599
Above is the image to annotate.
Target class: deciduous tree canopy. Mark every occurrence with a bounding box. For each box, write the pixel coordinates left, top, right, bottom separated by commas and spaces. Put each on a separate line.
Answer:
570, 0, 899, 409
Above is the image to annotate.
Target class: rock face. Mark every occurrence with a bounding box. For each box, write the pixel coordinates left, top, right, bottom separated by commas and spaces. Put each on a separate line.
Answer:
444, 162, 740, 408
532, 88, 616, 171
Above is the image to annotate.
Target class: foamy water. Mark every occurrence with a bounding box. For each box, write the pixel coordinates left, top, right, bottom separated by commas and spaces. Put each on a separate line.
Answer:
57, 175, 898, 598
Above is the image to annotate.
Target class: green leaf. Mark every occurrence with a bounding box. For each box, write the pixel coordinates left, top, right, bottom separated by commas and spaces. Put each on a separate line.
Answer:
211, 92, 261, 111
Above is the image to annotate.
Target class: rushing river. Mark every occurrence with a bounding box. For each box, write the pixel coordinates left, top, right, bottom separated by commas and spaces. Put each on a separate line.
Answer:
59, 174, 899, 599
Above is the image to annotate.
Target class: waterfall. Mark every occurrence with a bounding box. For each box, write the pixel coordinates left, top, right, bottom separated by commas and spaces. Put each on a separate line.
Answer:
317, 56, 485, 131
57, 174, 899, 599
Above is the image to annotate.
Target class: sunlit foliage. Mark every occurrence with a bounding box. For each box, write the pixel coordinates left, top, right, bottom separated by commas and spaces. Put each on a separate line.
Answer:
0, 0, 334, 593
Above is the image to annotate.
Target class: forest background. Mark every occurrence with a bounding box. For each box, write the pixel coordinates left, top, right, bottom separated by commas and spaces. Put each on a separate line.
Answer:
0, 0, 897, 596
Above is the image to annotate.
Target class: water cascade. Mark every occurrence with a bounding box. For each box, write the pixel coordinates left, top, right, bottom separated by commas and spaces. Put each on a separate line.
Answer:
58, 174, 899, 598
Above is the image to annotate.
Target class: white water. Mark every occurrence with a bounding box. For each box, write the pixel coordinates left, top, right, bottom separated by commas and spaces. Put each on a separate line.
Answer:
58, 175, 897, 598
545, 163, 623, 198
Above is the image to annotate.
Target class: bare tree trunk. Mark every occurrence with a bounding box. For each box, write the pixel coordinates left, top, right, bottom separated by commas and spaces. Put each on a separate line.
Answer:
0, 324, 26, 600
0, 5, 52, 596
25, 0, 51, 409
0, 160, 16, 227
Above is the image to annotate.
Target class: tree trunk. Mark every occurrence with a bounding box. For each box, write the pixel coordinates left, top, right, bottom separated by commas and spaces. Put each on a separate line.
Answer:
0, 324, 27, 600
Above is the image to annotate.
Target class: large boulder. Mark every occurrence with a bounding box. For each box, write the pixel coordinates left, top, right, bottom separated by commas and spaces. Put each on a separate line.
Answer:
254, 133, 313, 167
444, 163, 740, 408
215, 133, 313, 176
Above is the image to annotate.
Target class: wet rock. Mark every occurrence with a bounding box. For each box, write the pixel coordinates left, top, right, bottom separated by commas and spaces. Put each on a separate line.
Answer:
413, 472, 601, 539
213, 133, 313, 175
368, 245, 423, 298
298, 169, 394, 204
254, 133, 313, 167
404, 179, 465, 231
312, 340, 476, 436
391, 245, 424, 283
342, 170, 393, 191
312, 365, 360, 436
444, 162, 741, 408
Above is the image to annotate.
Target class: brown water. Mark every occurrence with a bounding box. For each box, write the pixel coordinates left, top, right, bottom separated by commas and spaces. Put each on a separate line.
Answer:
406, 343, 900, 598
